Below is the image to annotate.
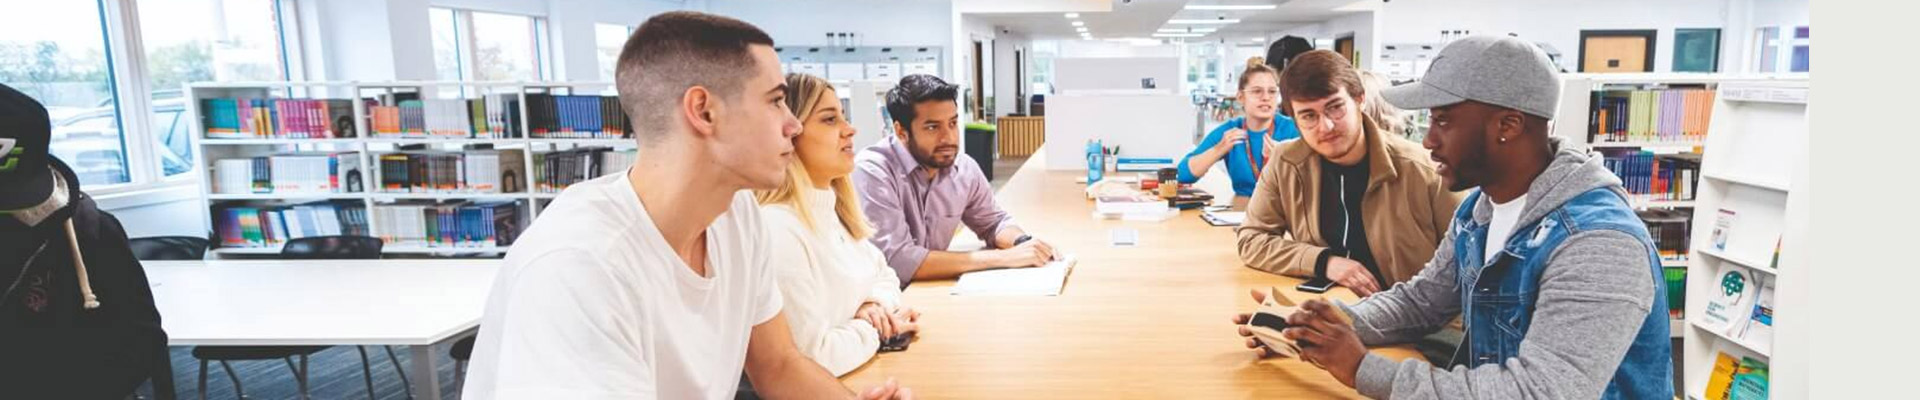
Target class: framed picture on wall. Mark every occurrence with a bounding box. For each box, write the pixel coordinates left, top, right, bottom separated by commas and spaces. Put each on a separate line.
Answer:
1673, 28, 1722, 72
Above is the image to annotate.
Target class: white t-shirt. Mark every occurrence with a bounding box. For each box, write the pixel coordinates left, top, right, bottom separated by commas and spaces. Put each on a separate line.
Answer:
1485, 194, 1529, 263
761, 187, 905, 376
461, 171, 783, 400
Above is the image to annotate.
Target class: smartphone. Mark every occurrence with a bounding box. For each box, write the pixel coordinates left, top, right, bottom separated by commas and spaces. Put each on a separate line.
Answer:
879, 332, 914, 352
1296, 277, 1335, 293
1246, 311, 1291, 332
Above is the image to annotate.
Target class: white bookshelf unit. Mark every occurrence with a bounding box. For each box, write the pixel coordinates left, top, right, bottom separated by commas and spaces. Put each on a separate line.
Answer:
1554, 73, 1726, 342
186, 81, 640, 257
1679, 79, 1807, 400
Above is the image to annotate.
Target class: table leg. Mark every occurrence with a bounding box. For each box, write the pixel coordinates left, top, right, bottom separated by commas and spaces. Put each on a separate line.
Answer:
410, 345, 441, 400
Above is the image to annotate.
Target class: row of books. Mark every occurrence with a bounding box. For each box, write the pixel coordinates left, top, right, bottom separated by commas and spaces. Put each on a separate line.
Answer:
1703, 351, 1768, 400
368, 94, 522, 139
1664, 267, 1686, 320
1600, 150, 1701, 202
1638, 209, 1692, 262
533, 147, 637, 193
212, 154, 364, 194
1587, 88, 1716, 144
525, 94, 632, 139
372, 201, 523, 248
202, 98, 357, 139
213, 202, 370, 248
376, 150, 527, 194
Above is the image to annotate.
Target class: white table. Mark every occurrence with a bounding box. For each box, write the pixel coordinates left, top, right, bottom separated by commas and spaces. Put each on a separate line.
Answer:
148, 259, 500, 400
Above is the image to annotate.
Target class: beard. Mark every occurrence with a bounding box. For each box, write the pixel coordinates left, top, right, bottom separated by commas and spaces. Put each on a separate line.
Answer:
907, 135, 957, 169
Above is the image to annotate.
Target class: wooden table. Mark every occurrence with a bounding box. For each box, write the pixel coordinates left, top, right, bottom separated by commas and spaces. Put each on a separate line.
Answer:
148, 259, 498, 400
840, 155, 1423, 399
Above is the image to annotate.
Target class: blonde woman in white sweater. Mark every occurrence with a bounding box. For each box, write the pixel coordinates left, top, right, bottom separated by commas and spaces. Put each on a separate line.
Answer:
756, 73, 921, 376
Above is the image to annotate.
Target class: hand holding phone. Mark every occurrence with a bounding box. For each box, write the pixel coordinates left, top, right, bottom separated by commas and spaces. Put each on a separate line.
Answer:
879, 332, 914, 352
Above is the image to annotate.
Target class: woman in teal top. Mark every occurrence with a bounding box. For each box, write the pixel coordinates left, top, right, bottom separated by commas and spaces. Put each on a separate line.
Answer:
1178, 63, 1301, 197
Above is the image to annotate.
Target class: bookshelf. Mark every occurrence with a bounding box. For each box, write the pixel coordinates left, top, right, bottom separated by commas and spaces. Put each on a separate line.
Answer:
1679, 79, 1807, 400
1555, 75, 1723, 345
186, 81, 642, 257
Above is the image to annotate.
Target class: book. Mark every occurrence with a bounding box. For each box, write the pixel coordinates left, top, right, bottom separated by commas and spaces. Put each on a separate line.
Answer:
201, 97, 360, 139
1735, 276, 1775, 348
374, 150, 527, 194
1711, 208, 1738, 251
1638, 209, 1693, 261
1700, 266, 1761, 335
1664, 267, 1687, 319
533, 147, 637, 192
374, 201, 524, 248
213, 154, 363, 194
1589, 86, 1714, 144
213, 201, 369, 248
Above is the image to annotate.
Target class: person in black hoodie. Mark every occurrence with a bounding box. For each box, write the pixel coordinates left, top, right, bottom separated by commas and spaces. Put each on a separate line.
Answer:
0, 83, 169, 399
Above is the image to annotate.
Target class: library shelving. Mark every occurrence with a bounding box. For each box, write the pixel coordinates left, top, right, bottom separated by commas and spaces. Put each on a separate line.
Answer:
1554, 74, 1724, 343
1677, 79, 1807, 400
186, 81, 642, 257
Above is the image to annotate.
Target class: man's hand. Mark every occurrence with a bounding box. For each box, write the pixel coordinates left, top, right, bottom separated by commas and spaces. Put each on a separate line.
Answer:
1230, 289, 1279, 357
1283, 299, 1367, 388
859, 378, 915, 400
856, 302, 894, 339
1327, 257, 1381, 297
1211, 128, 1249, 155
987, 239, 1055, 268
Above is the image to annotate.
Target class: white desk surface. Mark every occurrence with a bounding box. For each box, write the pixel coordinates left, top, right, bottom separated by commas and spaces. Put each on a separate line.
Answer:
147, 259, 500, 346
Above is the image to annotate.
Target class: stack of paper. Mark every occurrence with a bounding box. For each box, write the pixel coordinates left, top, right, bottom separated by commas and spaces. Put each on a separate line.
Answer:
1202, 210, 1245, 226
951, 255, 1077, 296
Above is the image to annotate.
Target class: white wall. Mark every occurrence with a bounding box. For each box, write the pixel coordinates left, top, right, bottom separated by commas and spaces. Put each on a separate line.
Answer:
1378, 0, 1731, 73
1053, 57, 1181, 95
1042, 94, 1196, 170
546, 0, 687, 81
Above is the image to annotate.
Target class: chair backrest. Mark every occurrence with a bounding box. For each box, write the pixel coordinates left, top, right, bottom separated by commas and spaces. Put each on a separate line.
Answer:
128, 236, 210, 260
279, 236, 384, 260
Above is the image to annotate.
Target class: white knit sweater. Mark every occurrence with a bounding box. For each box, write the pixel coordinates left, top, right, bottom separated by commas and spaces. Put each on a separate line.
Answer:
760, 186, 905, 376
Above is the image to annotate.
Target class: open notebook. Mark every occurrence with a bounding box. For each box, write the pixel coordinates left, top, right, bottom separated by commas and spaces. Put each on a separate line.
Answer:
950, 255, 1078, 296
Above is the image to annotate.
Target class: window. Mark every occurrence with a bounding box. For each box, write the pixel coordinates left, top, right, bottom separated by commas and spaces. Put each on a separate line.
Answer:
430, 8, 463, 82
1, 0, 126, 186
1789, 26, 1809, 73
138, 0, 290, 177
596, 24, 633, 81
430, 8, 552, 84
1753, 27, 1779, 73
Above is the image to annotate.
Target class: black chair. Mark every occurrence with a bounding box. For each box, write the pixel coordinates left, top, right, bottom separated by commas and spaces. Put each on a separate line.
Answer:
128, 236, 208, 400
129, 236, 210, 261
449, 334, 477, 394
192, 236, 411, 400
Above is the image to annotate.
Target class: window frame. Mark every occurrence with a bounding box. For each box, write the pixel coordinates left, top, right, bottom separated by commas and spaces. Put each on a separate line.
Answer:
59, 0, 304, 197
431, 7, 554, 85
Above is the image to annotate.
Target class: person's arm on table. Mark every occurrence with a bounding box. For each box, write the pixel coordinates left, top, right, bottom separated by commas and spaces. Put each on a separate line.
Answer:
763, 224, 888, 377
1294, 231, 1658, 400
745, 312, 912, 399
1179, 123, 1242, 183
1233, 159, 1380, 295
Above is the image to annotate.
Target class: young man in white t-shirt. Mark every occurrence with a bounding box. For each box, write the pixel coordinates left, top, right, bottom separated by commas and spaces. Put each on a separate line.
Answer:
461, 11, 912, 400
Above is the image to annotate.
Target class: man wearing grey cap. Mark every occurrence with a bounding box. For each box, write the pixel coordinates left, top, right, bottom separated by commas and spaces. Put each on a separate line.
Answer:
1237, 36, 1672, 399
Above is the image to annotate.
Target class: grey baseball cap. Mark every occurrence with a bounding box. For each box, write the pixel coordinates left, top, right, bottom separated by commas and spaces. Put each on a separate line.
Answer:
1382, 35, 1562, 119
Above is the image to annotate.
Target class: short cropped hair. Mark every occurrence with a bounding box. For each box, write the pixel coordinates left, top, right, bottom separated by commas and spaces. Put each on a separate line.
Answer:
884, 74, 959, 131
1277, 50, 1366, 116
615, 11, 774, 142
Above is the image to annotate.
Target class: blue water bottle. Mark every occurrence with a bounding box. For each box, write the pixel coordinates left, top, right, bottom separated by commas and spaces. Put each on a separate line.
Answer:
1085, 139, 1104, 185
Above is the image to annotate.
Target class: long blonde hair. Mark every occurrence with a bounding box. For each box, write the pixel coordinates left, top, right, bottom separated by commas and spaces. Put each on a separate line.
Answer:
1357, 70, 1408, 137
756, 73, 875, 239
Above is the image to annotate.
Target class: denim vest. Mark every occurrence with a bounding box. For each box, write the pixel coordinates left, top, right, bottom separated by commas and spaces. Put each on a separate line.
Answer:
1450, 188, 1672, 400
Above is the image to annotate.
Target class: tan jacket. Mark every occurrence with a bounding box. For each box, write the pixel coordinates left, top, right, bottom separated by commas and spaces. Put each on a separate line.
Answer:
1235, 120, 1462, 285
